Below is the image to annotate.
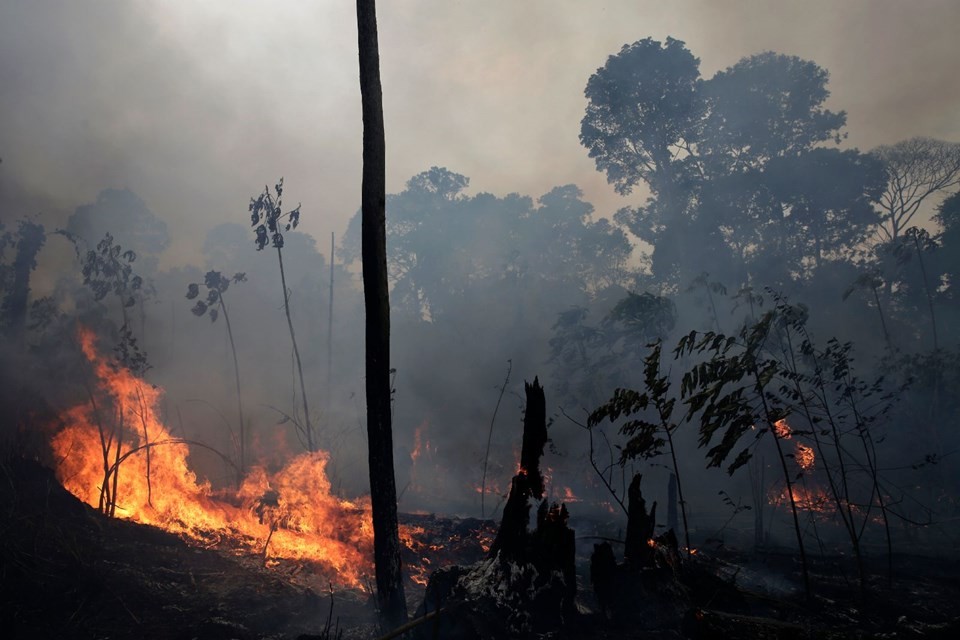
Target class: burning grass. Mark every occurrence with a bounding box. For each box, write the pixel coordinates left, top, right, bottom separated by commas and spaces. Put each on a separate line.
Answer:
48, 328, 414, 588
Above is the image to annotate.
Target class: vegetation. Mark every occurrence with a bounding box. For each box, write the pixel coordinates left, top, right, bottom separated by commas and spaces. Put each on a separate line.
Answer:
248, 180, 317, 453
186, 270, 249, 483
1, 29, 959, 624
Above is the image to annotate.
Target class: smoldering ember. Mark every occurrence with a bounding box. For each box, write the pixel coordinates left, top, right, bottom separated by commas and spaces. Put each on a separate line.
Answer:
2, 2, 960, 639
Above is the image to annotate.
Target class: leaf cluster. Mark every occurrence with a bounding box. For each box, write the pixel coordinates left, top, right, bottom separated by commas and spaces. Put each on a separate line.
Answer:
588, 340, 678, 463
249, 178, 301, 251
79, 233, 143, 308
186, 270, 247, 322
112, 324, 151, 377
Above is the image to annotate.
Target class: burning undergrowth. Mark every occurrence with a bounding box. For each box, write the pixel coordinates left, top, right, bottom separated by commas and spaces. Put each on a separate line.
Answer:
47, 327, 473, 591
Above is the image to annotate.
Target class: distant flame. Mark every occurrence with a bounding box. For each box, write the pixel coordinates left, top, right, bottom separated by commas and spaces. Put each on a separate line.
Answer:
768, 485, 832, 513
774, 418, 816, 473
773, 418, 792, 439
796, 443, 815, 472
410, 420, 432, 464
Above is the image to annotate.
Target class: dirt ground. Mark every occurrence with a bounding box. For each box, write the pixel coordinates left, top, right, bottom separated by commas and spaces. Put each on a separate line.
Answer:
3, 455, 960, 639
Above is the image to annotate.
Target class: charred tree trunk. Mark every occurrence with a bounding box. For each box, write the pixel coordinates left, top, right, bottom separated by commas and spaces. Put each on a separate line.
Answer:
489, 377, 548, 561
356, 0, 406, 630
624, 473, 657, 568
667, 472, 678, 535
417, 378, 576, 638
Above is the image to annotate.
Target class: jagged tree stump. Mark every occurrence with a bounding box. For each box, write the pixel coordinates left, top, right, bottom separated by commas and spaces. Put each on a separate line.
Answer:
414, 377, 576, 639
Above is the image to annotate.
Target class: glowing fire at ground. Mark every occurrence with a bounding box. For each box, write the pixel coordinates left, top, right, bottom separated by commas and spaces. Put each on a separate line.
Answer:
768, 485, 833, 513
767, 418, 831, 514
51, 329, 377, 587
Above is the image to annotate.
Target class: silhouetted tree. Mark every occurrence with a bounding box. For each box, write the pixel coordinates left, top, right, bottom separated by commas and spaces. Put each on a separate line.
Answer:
1, 219, 45, 337
66, 189, 169, 275
582, 39, 877, 291
871, 137, 960, 242
343, 168, 631, 319
356, 0, 406, 629
580, 37, 703, 198
186, 270, 249, 482
936, 191, 960, 303
249, 180, 317, 453
77, 232, 145, 331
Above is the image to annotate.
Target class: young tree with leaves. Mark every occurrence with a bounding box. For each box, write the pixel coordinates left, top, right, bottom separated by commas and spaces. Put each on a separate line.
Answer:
249, 180, 317, 453
186, 270, 249, 483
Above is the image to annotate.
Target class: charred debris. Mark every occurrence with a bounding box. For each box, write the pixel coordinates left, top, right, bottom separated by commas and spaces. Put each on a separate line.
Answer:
6, 377, 960, 639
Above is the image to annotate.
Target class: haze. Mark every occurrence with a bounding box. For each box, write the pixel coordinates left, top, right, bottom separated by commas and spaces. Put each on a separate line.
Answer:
2, 0, 958, 258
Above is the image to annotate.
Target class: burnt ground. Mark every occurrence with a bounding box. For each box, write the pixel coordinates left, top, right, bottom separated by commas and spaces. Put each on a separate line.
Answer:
3, 455, 960, 640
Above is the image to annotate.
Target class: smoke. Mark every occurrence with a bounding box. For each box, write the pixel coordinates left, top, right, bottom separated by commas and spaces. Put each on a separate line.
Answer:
1, 2, 959, 555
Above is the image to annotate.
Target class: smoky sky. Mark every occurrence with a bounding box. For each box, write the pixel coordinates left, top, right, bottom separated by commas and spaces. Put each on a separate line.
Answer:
1, 0, 958, 262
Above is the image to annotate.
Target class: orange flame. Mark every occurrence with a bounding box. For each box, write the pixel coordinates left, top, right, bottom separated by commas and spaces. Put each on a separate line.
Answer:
51, 328, 374, 587
796, 442, 815, 472
768, 485, 832, 513
773, 418, 792, 439
774, 418, 816, 473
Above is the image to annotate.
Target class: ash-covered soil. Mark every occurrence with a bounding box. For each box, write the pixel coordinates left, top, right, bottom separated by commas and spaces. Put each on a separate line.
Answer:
3, 455, 960, 639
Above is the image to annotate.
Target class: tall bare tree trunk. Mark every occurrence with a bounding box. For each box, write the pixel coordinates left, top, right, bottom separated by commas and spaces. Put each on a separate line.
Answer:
356, 0, 407, 629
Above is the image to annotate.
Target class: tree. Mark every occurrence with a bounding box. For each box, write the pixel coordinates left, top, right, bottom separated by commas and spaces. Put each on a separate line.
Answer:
582, 41, 873, 291
871, 137, 960, 242
248, 180, 317, 453
700, 52, 846, 172
356, 0, 407, 629
580, 37, 703, 198
935, 191, 960, 301
549, 290, 676, 409
186, 270, 249, 483
66, 189, 169, 275
1, 219, 45, 337
342, 169, 631, 320
77, 232, 145, 330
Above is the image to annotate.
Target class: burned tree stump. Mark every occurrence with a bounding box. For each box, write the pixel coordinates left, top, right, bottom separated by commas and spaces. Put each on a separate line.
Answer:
588, 473, 694, 631
414, 377, 576, 639
625, 473, 657, 568
488, 377, 548, 562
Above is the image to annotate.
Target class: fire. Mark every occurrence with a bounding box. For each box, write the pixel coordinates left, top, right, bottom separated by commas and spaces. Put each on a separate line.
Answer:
773, 418, 792, 439
773, 418, 816, 473
51, 328, 374, 587
796, 443, 815, 472
768, 484, 832, 513
410, 419, 433, 464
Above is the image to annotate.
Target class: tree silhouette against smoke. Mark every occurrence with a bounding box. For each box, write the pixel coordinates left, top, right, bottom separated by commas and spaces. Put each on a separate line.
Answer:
871, 137, 960, 242
248, 180, 317, 453
582, 38, 883, 291
356, 0, 407, 629
186, 270, 249, 484
342, 167, 632, 320
0, 218, 45, 338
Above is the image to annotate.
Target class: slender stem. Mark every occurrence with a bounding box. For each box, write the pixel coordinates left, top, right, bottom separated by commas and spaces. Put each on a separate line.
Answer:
328, 232, 335, 406
912, 234, 939, 351
135, 385, 152, 507
664, 427, 691, 554
872, 285, 893, 353
752, 362, 810, 599
276, 246, 314, 451
218, 292, 246, 483
111, 403, 124, 518
481, 359, 512, 518
782, 328, 864, 588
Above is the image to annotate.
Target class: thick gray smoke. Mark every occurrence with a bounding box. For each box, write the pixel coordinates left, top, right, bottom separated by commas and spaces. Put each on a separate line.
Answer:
2, 2, 960, 555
